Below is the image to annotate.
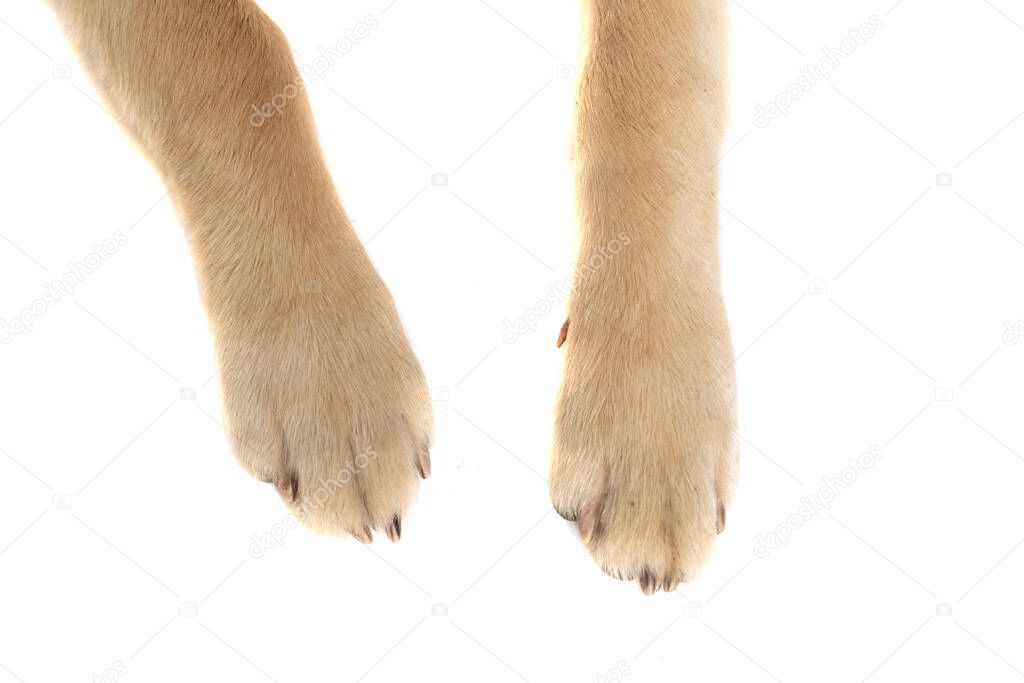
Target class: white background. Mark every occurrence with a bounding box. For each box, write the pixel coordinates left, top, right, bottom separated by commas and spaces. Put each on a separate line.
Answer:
2, 1, 1024, 681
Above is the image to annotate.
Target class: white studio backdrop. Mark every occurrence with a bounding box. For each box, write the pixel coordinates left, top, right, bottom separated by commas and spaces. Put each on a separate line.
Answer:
2, 1, 1024, 681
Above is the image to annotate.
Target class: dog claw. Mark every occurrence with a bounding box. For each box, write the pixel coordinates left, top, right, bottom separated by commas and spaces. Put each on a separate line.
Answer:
638, 568, 656, 595
415, 445, 431, 479
577, 497, 603, 544
556, 319, 569, 348
274, 472, 299, 503
716, 503, 726, 534
352, 526, 373, 544
386, 515, 402, 542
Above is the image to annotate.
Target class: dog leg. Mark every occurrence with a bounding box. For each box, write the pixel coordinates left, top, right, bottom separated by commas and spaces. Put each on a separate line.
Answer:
46, 0, 432, 541
551, 0, 736, 593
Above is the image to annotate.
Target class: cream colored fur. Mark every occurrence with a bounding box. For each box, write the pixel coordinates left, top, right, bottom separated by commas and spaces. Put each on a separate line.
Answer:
47, 0, 433, 542
44, 0, 735, 593
551, 0, 736, 593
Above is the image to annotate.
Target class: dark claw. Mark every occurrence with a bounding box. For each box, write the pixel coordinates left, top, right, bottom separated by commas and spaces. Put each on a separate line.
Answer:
716, 502, 726, 534
274, 471, 300, 503
638, 568, 656, 595
415, 445, 431, 479
386, 514, 402, 542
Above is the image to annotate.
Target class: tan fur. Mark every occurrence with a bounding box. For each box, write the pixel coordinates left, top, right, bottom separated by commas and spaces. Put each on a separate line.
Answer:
44, 0, 736, 591
46, 0, 433, 541
550, 0, 736, 593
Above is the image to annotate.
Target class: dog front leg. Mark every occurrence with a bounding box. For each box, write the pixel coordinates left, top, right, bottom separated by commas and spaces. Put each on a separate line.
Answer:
47, 0, 432, 541
551, 0, 737, 593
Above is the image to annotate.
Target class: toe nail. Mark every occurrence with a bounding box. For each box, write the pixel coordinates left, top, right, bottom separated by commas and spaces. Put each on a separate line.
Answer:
386, 515, 402, 542
352, 526, 373, 544
577, 513, 594, 543
415, 445, 431, 479
717, 503, 726, 534
274, 472, 300, 503
577, 497, 604, 544
639, 569, 656, 595
556, 319, 569, 348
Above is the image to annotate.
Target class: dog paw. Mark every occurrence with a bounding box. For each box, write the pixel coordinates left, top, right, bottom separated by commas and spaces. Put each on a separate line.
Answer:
550, 295, 737, 593
211, 252, 432, 543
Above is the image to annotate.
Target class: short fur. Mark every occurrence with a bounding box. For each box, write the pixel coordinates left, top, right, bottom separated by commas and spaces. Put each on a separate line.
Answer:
44, 0, 735, 592
552, 0, 736, 593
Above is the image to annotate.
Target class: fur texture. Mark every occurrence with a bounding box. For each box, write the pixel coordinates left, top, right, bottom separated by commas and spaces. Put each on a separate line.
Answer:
47, 0, 433, 542
550, 0, 736, 593
44, 0, 736, 591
